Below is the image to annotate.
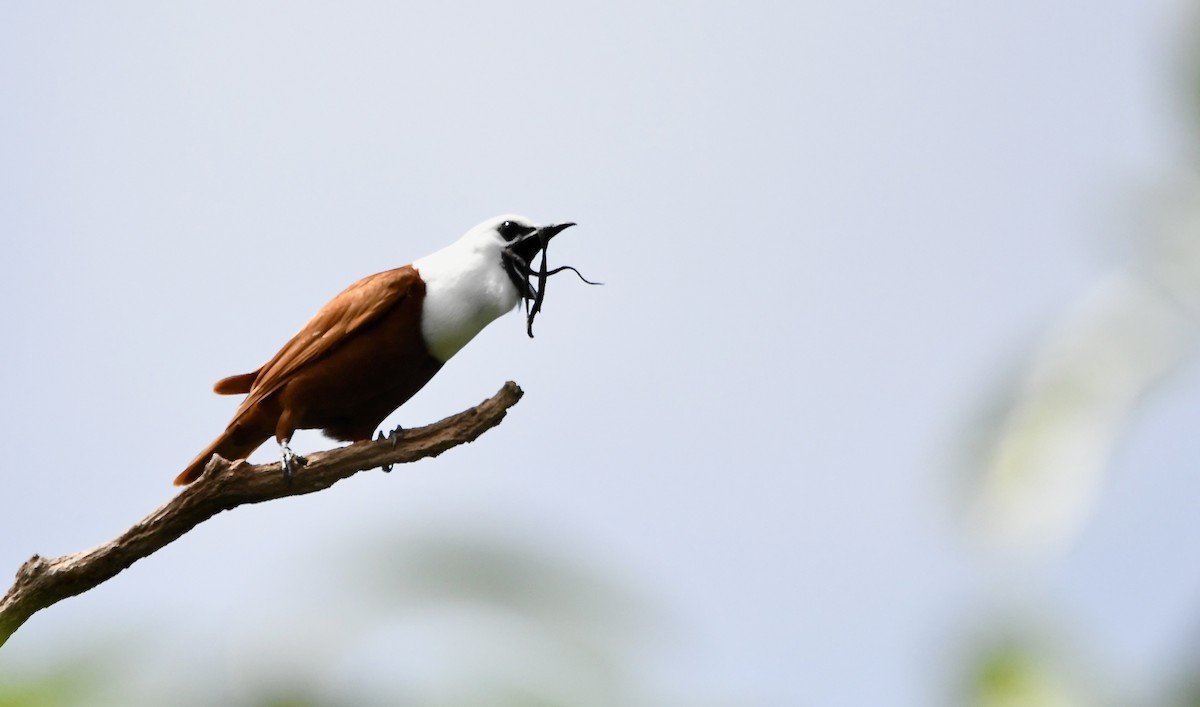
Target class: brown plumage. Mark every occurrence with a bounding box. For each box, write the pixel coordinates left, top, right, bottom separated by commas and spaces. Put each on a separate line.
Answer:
175, 265, 440, 485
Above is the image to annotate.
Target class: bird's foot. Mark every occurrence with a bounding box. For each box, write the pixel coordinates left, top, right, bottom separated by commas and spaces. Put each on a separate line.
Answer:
376, 426, 404, 472
279, 442, 306, 482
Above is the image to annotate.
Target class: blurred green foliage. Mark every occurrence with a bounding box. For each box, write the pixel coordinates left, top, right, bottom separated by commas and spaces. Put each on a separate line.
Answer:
0, 656, 100, 707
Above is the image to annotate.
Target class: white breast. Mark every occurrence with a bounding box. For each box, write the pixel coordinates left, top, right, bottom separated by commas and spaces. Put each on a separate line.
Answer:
414, 242, 520, 362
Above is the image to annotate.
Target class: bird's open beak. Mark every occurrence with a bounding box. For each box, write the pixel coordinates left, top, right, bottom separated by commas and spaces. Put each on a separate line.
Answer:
509, 222, 575, 263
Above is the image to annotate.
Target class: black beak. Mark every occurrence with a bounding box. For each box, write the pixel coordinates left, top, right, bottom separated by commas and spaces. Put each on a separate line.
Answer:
540, 221, 576, 237
499, 220, 597, 339
509, 222, 575, 263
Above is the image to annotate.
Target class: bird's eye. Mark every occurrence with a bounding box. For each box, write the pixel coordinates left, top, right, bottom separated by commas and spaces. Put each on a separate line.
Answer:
497, 220, 533, 242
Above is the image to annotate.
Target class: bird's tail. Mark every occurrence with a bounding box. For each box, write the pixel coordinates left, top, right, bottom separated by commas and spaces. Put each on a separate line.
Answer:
213, 370, 259, 395
174, 426, 269, 486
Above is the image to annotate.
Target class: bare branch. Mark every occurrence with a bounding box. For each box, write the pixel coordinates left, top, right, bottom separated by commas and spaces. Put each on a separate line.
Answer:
0, 381, 524, 648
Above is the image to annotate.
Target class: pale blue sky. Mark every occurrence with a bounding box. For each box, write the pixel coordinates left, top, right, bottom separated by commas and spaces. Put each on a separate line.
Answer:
2, 2, 1198, 705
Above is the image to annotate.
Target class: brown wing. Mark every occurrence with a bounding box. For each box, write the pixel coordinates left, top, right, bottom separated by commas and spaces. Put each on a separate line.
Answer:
225, 266, 420, 428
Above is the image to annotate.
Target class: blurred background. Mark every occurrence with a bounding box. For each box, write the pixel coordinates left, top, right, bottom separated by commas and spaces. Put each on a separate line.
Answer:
2, 2, 1200, 705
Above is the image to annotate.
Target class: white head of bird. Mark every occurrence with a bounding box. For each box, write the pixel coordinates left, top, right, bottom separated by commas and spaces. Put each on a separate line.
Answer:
414, 215, 575, 361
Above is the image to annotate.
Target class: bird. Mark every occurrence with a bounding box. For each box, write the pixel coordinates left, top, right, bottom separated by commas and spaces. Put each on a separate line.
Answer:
174, 215, 577, 486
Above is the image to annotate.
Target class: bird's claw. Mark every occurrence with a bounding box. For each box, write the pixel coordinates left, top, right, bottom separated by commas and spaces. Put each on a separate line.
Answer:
279, 442, 305, 482
377, 426, 403, 472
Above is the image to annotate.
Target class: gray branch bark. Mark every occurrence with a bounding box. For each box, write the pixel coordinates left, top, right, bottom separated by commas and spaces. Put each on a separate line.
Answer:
0, 381, 524, 648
